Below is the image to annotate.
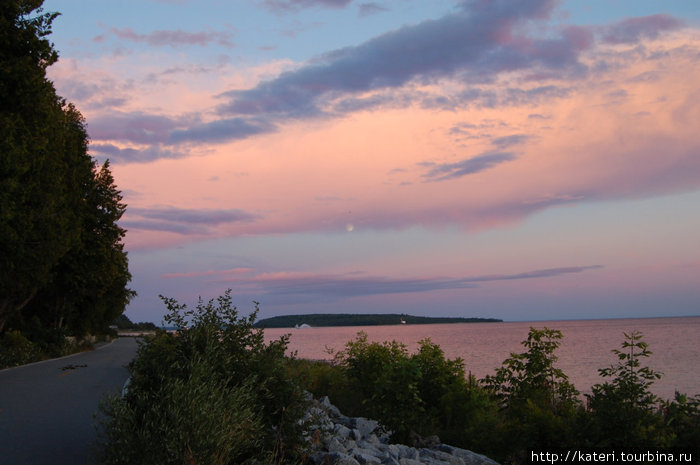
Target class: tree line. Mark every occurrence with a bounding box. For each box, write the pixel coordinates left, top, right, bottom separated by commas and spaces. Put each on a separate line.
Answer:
1, 1, 134, 357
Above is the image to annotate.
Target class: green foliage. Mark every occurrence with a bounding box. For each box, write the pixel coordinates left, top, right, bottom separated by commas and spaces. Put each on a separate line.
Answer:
285, 358, 360, 415
111, 314, 133, 330
662, 392, 700, 455
99, 361, 263, 465
592, 331, 662, 409
482, 327, 580, 409
1, 0, 77, 331
328, 332, 499, 447
0, 330, 41, 368
19, 158, 135, 338
112, 314, 157, 331
586, 331, 669, 449
480, 328, 584, 462
254, 326, 700, 465
333, 333, 422, 440
1, 0, 134, 340
98, 291, 311, 465
24, 317, 68, 357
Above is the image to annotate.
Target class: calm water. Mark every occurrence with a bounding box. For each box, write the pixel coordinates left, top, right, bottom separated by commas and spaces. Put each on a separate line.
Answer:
264, 316, 700, 400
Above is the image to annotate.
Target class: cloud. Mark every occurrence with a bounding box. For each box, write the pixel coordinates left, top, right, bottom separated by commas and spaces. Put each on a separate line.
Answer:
216, 0, 591, 120
465, 266, 603, 283
94, 26, 235, 48
88, 111, 276, 160
601, 14, 684, 45
162, 268, 256, 279
84, 4, 687, 158
169, 117, 277, 144
174, 264, 603, 299
358, 2, 388, 17
260, 274, 476, 297
89, 111, 197, 145
262, 0, 355, 13
122, 207, 261, 235
332, 92, 414, 113
491, 134, 531, 148
119, 219, 210, 235
421, 152, 517, 181
49, 66, 132, 111
90, 143, 190, 163
501, 85, 572, 106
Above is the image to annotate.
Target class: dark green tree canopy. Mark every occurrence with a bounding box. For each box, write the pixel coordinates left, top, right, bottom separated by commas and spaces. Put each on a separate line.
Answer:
1, 0, 134, 337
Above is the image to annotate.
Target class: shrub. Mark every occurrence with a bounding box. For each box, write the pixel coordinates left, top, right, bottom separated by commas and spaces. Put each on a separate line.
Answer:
330, 333, 421, 441
586, 331, 669, 449
285, 358, 360, 416
97, 290, 311, 465
99, 362, 263, 465
482, 327, 584, 463
662, 392, 700, 454
482, 327, 579, 409
0, 330, 41, 368
328, 332, 499, 447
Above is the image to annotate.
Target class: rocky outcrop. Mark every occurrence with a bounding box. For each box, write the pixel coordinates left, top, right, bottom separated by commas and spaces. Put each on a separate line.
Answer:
304, 396, 499, 465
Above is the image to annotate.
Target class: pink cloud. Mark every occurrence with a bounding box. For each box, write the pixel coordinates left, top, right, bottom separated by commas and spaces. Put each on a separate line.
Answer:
95, 26, 235, 48
48, 10, 700, 253
156, 265, 603, 300
162, 268, 256, 279
262, 0, 355, 13
601, 14, 684, 45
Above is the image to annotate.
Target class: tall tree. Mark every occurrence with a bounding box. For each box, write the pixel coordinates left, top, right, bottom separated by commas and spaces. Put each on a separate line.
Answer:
0, 1, 75, 332
1, 1, 134, 335
24, 158, 135, 336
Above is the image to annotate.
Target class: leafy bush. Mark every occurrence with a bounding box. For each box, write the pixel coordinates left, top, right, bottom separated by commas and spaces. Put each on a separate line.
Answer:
335, 333, 423, 440
30, 324, 68, 358
0, 330, 41, 368
99, 361, 263, 465
97, 290, 311, 465
481, 328, 585, 463
328, 332, 499, 447
662, 392, 700, 455
285, 358, 360, 416
482, 327, 580, 409
586, 331, 669, 449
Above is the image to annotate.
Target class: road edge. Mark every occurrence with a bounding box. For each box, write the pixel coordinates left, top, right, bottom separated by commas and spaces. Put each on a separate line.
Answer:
0, 338, 118, 373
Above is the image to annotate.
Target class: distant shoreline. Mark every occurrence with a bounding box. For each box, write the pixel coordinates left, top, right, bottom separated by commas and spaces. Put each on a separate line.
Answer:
253, 313, 502, 328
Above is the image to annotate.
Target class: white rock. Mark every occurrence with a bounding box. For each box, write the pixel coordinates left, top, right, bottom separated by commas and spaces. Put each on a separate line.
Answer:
329, 437, 347, 453
399, 459, 423, 465
353, 451, 383, 465
420, 448, 465, 465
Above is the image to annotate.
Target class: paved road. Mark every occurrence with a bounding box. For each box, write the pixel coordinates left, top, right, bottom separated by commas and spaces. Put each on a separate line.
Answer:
0, 338, 139, 465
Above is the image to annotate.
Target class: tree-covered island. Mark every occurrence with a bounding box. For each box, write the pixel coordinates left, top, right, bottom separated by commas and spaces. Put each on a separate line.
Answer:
254, 313, 501, 328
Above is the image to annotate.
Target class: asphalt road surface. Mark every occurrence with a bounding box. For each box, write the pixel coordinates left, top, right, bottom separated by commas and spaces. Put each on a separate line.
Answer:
0, 337, 139, 465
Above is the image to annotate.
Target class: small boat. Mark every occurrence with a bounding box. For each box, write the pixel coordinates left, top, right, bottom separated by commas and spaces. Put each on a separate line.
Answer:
400, 318, 406, 324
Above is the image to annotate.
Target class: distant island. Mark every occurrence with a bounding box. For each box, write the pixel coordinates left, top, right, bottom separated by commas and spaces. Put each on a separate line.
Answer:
254, 313, 502, 328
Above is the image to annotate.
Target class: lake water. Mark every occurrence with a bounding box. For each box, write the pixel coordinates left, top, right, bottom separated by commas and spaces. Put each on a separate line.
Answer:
264, 316, 700, 400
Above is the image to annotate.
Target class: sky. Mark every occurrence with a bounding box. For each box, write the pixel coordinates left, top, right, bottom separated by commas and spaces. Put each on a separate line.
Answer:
41, 0, 700, 323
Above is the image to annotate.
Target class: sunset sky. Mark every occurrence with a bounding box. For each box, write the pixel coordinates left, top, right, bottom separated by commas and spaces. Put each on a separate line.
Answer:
42, 0, 700, 323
